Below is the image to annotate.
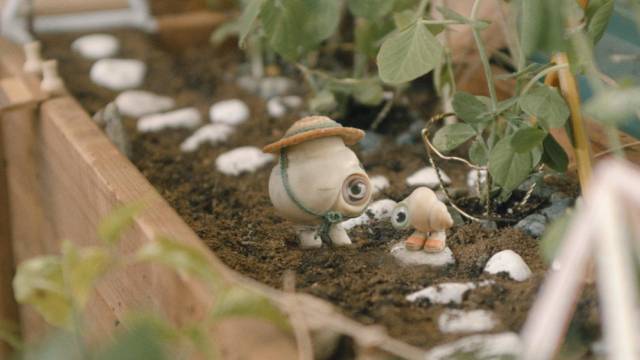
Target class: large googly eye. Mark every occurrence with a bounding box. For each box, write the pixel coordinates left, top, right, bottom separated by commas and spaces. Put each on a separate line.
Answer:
342, 174, 370, 205
391, 204, 410, 229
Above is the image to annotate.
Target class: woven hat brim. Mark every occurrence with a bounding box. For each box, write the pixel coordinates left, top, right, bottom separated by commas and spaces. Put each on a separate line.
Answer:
263, 127, 365, 153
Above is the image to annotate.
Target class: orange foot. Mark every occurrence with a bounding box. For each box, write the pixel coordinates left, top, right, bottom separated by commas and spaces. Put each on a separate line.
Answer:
424, 238, 445, 253
404, 233, 426, 251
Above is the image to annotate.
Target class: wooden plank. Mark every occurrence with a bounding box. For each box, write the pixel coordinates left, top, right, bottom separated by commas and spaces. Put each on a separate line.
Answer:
155, 11, 228, 51
33, 0, 129, 15
0, 39, 297, 358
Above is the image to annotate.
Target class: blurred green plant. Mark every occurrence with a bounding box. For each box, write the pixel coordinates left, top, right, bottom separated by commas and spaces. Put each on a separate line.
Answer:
7, 202, 288, 360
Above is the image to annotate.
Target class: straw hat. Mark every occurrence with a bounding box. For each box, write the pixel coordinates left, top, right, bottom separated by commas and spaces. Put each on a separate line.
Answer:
263, 116, 364, 153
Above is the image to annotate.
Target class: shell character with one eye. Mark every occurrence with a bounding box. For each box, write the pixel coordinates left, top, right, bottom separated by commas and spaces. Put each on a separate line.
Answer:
263, 116, 372, 248
391, 187, 454, 253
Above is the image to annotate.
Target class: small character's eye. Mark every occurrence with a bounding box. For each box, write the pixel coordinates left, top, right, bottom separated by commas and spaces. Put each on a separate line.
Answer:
342, 174, 370, 205
391, 204, 410, 229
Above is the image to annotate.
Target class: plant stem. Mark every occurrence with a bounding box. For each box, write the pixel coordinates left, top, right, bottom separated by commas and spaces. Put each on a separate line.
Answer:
469, 0, 498, 113
417, 0, 430, 16
521, 63, 569, 95
419, 19, 464, 25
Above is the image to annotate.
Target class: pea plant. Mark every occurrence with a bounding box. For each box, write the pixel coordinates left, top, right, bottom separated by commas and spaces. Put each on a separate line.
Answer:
6, 203, 287, 360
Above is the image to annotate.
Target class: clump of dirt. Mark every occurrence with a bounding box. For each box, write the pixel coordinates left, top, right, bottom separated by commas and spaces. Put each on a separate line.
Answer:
40, 28, 600, 352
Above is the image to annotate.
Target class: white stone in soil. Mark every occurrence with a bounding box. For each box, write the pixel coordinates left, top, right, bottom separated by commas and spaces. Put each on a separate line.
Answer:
425, 332, 521, 360
390, 242, 455, 267
484, 249, 532, 281
467, 169, 487, 194
71, 34, 119, 59
438, 309, 497, 334
180, 124, 234, 152
115, 90, 175, 118
209, 99, 250, 126
259, 76, 294, 98
406, 167, 451, 188
137, 108, 202, 133
341, 199, 397, 230
90, 59, 146, 91
267, 97, 287, 118
216, 146, 274, 176
370, 175, 390, 196
406, 280, 493, 304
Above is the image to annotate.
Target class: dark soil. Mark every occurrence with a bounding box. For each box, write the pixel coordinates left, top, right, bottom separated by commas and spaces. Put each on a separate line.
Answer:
39, 27, 600, 354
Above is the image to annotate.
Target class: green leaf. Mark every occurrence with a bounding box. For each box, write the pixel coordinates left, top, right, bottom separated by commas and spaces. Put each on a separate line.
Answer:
469, 140, 488, 166
98, 202, 145, 246
95, 319, 170, 360
452, 91, 490, 124
355, 19, 394, 57
377, 22, 444, 84
432, 123, 476, 152
13, 256, 72, 330
309, 90, 337, 114
352, 79, 385, 106
511, 127, 547, 153
348, 0, 395, 19
519, 85, 569, 130
542, 134, 569, 172
262, 0, 341, 61
540, 213, 572, 263
212, 287, 288, 330
586, 0, 614, 44
436, 6, 488, 29
61, 241, 111, 307
238, 0, 267, 47
393, 9, 416, 30
211, 20, 240, 46
489, 137, 535, 196
136, 236, 214, 282
584, 87, 640, 125
520, 0, 567, 55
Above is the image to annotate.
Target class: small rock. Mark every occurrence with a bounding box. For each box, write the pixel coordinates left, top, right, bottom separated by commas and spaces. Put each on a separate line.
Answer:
394, 117, 424, 145
540, 198, 572, 220
216, 146, 274, 176
390, 243, 455, 267
259, 76, 294, 98
406, 167, 451, 188
237, 75, 259, 93
210, 99, 250, 126
266, 95, 302, 118
90, 59, 146, 91
515, 214, 547, 237
370, 175, 390, 196
71, 34, 119, 59
137, 108, 201, 133
550, 191, 570, 202
480, 220, 497, 230
467, 169, 487, 194
438, 309, 497, 334
341, 199, 397, 230
115, 90, 175, 118
425, 332, 521, 360
180, 124, 234, 152
484, 250, 532, 281
359, 131, 383, 153
406, 280, 493, 304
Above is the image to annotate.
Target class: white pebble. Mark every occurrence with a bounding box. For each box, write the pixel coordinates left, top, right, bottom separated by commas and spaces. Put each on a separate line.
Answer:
438, 309, 497, 334
406, 280, 493, 304
210, 99, 250, 126
266, 95, 303, 118
90, 59, 146, 91
137, 108, 201, 133
370, 175, 390, 196
390, 243, 455, 267
425, 332, 521, 360
115, 90, 175, 118
216, 146, 274, 176
180, 124, 234, 152
71, 34, 119, 59
467, 169, 487, 194
259, 76, 294, 98
484, 249, 532, 281
341, 199, 397, 230
406, 167, 451, 188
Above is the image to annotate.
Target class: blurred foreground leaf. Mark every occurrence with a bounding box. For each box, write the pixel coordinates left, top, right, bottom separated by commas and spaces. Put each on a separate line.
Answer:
212, 287, 288, 331
98, 202, 145, 246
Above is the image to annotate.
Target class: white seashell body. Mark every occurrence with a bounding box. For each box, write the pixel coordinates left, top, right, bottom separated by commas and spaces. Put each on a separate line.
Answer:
404, 187, 454, 232
269, 136, 371, 225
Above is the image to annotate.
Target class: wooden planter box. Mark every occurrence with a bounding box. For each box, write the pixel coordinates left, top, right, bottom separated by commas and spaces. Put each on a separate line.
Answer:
0, 31, 302, 360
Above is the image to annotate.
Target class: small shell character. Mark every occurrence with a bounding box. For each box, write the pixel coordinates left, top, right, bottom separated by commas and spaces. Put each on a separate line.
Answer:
390, 187, 454, 253
263, 116, 372, 248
